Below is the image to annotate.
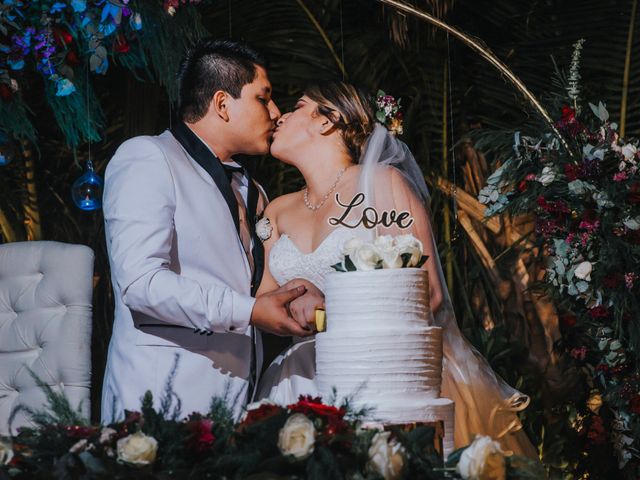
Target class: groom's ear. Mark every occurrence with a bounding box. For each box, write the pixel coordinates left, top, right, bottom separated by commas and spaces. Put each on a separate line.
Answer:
211, 90, 230, 122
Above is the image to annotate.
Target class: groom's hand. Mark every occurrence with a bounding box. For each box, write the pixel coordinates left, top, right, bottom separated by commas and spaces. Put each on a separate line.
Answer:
250, 285, 313, 337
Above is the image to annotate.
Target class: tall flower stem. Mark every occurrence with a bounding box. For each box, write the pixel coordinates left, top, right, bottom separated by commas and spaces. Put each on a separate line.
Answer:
620, 0, 638, 138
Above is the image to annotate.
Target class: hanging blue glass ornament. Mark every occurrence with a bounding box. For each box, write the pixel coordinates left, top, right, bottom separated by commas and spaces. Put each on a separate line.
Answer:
0, 132, 12, 166
72, 159, 103, 211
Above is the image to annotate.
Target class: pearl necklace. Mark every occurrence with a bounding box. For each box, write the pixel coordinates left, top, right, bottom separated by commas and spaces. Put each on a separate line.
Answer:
303, 166, 349, 211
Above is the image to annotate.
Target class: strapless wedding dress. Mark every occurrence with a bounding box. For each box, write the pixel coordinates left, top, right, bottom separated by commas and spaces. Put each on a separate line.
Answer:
255, 227, 357, 405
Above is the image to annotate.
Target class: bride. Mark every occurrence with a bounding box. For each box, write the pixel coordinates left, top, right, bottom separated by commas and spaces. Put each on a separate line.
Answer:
255, 81, 537, 458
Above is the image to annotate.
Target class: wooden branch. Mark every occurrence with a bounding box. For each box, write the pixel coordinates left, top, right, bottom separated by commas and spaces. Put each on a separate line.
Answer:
456, 210, 501, 285
432, 176, 533, 249
0, 206, 16, 243
21, 140, 42, 241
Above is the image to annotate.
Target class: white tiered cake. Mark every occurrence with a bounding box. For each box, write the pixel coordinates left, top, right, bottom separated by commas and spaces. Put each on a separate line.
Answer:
316, 267, 455, 455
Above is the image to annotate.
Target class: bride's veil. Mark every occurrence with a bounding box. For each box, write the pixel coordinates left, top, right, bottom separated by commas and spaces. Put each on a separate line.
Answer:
356, 125, 537, 457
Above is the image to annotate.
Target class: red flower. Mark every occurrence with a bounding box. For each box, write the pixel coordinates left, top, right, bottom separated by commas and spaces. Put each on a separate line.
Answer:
587, 416, 607, 445
561, 106, 576, 123
564, 163, 578, 181
589, 306, 610, 319
52, 27, 73, 47
288, 396, 349, 437
630, 396, 640, 414
64, 425, 98, 439
186, 419, 215, 453
603, 273, 622, 289
560, 314, 577, 328
65, 50, 80, 67
518, 180, 528, 192
289, 396, 346, 420
240, 403, 283, 427
0, 84, 12, 102
114, 34, 130, 54
628, 182, 640, 204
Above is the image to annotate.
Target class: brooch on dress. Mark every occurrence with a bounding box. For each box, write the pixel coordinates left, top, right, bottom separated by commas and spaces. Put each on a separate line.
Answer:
255, 216, 273, 241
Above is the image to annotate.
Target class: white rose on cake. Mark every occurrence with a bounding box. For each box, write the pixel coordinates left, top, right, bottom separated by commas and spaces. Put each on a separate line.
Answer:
368, 431, 406, 480
278, 413, 316, 460
352, 243, 383, 271
395, 234, 424, 267
116, 431, 158, 467
375, 235, 403, 268
456, 435, 507, 480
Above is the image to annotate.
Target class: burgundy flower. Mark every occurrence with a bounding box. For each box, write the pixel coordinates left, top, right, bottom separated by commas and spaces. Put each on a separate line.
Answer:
630, 395, 640, 414
560, 314, 577, 328
518, 180, 528, 192
629, 182, 640, 204
289, 396, 346, 420
240, 403, 283, 427
587, 416, 607, 445
0, 84, 13, 102
561, 106, 576, 123
564, 163, 578, 181
603, 273, 622, 289
589, 306, 610, 319
570, 346, 587, 360
186, 418, 215, 453
114, 34, 130, 54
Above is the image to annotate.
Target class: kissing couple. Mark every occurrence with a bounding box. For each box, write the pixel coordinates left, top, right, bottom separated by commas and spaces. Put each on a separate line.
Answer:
101, 37, 536, 457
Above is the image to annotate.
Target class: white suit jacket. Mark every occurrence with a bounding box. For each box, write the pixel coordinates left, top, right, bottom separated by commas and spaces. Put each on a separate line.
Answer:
101, 130, 263, 423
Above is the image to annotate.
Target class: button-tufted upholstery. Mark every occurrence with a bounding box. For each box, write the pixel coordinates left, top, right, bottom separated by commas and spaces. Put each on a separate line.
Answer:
0, 241, 94, 434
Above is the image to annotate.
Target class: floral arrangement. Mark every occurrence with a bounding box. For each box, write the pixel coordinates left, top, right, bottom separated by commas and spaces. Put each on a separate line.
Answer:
478, 39, 640, 477
332, 234, 428, 272
375, 90, 404, 135
0, 0, 206, 145
0, 378, 544, 480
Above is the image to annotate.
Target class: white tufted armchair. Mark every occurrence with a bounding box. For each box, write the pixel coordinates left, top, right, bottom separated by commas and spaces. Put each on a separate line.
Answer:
0, 241, 94, 435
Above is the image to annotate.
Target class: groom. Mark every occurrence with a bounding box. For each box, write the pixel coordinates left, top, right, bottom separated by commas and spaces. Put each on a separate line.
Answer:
101, 38, 316, 423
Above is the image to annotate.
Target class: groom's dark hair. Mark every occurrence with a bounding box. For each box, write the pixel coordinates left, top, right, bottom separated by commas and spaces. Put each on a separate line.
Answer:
177, 38, 267, 123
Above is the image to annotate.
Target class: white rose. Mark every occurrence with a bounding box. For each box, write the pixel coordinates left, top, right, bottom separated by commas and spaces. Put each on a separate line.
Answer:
574, 261, 593, 281
374, 235, 394, 250
623, 216, 640, 230
374, 235, 403, 269
116, 431, 158, 468
278, 413, 316, 460
368, 431, 406, 480
537, 166, 556, 186
622, 143, 637, 161
343, 236, 365, 259
456, 435, 507, 480
0, 436, 13, 466
394, 234, 424, 267
352, 244, 382, 271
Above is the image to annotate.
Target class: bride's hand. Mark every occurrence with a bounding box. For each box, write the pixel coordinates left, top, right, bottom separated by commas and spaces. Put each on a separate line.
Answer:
282, 279, 325, 332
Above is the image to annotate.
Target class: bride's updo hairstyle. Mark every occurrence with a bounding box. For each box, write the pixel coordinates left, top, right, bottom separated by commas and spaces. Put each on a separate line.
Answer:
304, 81, 375, 161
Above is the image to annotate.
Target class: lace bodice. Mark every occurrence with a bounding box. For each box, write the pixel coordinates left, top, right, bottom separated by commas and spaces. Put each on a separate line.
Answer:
269, 227, 362, 291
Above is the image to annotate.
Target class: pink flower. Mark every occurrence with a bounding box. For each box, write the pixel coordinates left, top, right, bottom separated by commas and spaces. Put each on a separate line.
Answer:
625, 272, 638, 289
613, 171, 628, 182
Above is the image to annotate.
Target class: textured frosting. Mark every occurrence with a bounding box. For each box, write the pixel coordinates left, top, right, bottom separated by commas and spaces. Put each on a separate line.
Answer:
316, 268, 455, 455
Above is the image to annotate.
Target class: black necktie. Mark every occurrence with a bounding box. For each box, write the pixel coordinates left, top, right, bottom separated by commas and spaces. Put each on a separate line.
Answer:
222, 164, 245, 183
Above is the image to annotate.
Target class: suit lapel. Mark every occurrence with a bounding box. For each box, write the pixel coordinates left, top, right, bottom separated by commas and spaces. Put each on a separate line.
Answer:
170, 122, 240, 235
243, 170, 264, 296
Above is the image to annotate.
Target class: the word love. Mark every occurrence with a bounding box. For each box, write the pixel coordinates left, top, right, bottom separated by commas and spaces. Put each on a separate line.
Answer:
328, 193, 414, 229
